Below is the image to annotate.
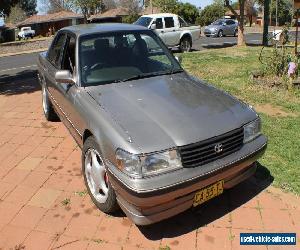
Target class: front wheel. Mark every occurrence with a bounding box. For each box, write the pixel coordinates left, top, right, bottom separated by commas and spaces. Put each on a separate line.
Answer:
234, 29, 238, 37
179, 37, 192, 52
218, 30, 224, 37
82, 136, 119, 213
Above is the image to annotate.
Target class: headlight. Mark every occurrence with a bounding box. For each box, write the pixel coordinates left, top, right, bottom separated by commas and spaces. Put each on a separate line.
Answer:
115, 149, 182, 178
243, 118, 261, 143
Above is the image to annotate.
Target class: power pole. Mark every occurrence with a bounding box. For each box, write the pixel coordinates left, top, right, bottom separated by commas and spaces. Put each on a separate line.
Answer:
275, 0, 278, 27
263, 0, 270, 46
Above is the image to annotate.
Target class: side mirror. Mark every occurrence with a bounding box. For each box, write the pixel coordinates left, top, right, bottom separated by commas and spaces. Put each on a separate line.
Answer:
55, 70, 74, 84
175, 56, 182, 64
150, 23, 156, 30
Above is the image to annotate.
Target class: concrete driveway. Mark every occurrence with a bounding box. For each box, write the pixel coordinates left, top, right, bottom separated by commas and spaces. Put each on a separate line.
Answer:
0, 57, 299, 250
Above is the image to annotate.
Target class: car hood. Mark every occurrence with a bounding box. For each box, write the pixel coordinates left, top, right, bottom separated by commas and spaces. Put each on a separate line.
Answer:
86, 73, 257, 153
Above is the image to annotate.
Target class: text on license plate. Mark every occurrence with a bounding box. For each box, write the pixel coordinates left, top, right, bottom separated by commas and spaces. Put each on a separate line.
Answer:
193, 180, 224, 207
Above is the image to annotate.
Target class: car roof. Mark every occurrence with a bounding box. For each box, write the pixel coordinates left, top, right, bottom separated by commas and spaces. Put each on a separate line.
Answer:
60, 23, 148, 36
142, 13, 177, 18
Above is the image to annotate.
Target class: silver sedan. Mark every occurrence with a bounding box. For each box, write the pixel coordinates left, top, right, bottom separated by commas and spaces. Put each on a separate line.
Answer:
204, 19, 238, 37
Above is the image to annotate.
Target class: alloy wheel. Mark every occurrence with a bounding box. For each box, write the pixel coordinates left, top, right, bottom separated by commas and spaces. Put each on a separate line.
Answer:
84, 148, 109, 203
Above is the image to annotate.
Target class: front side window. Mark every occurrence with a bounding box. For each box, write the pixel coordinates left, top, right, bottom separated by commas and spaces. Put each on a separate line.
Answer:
79, 31, 182, 86
164, 17, 174, 28
212, 20, 224, 25
179, 17, 187, 27
48, 33, 66, 68
62, 36, 76, 74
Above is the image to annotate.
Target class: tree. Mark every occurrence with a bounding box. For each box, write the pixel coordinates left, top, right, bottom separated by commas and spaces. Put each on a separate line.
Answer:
0, 0, 19, 16
245, 0, 257, 26
152, 0, 178, 13
260, 0, 270, 46
6, 3, 26, 23
225, 0, 246, 46
119, 0, 141, 23
0, 0, 36, 17
197, 3, 225, 26
152, 0, 199, 24
68, 0, 105, 22
41, 0, 74, 14
176, 2, 199, 24
270, 0, 293, 26
119, 0, 141, 15
19, 0, 37, 16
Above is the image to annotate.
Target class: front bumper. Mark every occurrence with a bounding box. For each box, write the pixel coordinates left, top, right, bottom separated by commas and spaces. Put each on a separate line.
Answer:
108, 135, 267, 225
204, 30, 218, 37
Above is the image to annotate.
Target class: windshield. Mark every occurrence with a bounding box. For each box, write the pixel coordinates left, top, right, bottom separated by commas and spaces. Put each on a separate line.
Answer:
134, 17, 153, 27
79, 30, 182, 86
212, 20, 224, 25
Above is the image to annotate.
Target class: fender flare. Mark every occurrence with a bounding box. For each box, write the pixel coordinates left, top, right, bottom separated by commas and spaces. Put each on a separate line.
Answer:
179, 32, 193, 46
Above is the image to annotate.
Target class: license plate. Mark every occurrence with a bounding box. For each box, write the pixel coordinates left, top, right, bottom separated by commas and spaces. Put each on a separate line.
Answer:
193, 180, 224, 207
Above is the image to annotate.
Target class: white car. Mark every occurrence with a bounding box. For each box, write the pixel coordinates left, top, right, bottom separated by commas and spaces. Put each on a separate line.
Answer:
18, 27, 35, 40
135, 13, 201, 52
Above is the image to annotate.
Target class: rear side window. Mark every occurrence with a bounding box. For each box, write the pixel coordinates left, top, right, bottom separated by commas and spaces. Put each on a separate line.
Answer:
226, 20, 235, 25
156, 18, 163, 29
48, 33, 66, 68
164, 17, 174, 28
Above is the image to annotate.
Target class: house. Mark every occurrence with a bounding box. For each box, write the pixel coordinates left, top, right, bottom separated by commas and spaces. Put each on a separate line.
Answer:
17, 11, 83, 36
225, 9, 258, 26
89, 7, 130, 23
0, 21, 16, 43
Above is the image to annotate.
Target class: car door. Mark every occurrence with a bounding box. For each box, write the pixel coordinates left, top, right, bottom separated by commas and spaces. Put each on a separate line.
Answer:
163, 17, 178, 46
226, 20, 236, 35
44, 32, 83, 143
59, 34, 86, 143
44, 32, 66, 109
153, 18, 165, 42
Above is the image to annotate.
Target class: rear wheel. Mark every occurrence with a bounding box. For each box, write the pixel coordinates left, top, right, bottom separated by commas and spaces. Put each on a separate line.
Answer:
42, 84, 59, 121
234, 29, 238, 37
179, 36, 192, 52
82, 136, 119, 213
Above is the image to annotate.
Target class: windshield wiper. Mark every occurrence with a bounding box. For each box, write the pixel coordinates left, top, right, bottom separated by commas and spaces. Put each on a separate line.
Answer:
114, 69, 184, 83
115, 72, 167, 83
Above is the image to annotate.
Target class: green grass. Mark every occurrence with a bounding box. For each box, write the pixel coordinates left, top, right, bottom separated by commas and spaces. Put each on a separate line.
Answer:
179, 47, 300, 195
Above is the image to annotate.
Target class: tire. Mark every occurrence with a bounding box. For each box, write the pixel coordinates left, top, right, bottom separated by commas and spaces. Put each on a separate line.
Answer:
234, 29, 238, 37
179, 36, 192, 52
82, 136, 119, 213
42, 84, 59, 121
218, 30, 223, 37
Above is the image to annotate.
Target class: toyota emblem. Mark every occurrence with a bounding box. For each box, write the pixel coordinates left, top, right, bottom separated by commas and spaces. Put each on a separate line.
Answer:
214, 143, 223, 153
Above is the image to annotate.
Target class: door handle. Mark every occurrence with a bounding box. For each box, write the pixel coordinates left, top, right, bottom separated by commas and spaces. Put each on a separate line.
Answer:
161, 31, 164, 33
172, 30, 175, 32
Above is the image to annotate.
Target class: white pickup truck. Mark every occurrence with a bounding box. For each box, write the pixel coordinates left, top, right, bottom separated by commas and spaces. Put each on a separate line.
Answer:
134, 13, 201, 52
18, 27, 35, 40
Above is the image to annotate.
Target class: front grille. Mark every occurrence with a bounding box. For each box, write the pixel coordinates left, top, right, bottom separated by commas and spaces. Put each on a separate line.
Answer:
178, 127, 244, 168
